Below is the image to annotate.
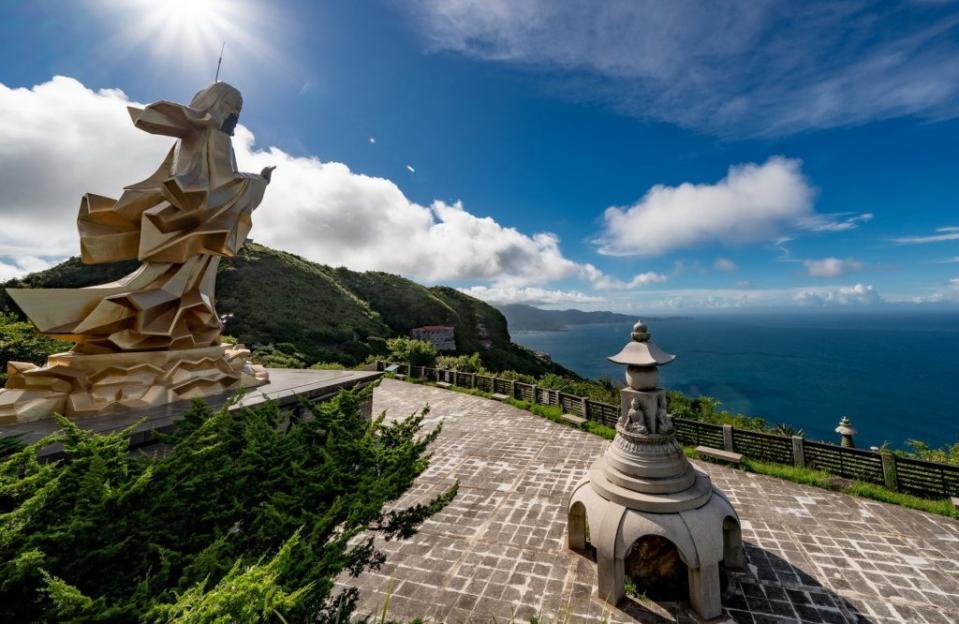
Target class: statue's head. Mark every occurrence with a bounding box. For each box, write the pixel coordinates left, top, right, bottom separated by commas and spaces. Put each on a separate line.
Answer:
190, 82, 243, 136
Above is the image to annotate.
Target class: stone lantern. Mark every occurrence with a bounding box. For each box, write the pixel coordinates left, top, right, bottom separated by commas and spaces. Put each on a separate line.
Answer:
835, 416, 856, 448
566, 321, 745, 620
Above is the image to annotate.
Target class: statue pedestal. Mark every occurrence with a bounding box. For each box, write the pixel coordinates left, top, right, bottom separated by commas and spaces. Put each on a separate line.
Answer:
0, 344, 267, 424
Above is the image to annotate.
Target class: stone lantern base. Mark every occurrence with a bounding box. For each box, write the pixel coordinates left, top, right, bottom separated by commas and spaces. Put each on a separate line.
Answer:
567, 427, 745, 620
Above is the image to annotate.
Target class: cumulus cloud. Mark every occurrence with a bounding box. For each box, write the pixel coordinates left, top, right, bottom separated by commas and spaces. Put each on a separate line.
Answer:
894, 226, 959, 245
589, 271, 668, 290
714, 257, 737, 272
911, 277, 959, 304
596, 157, 828, 256
458, 285, 603, 306
793, 283, 882, 306
0, 256, 58, 282
802, 257, 864, 277
407, 1, 959, 135
0, 76, 605, 291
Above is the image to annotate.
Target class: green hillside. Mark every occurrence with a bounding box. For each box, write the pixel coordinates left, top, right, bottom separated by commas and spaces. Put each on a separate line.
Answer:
0, 243, 565, 377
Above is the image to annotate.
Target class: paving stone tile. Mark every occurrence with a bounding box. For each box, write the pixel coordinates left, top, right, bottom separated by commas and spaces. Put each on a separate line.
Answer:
335, 380, 959, 623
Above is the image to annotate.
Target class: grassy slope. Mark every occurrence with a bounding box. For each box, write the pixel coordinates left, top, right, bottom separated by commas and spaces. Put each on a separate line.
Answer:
0, 243, 564, 375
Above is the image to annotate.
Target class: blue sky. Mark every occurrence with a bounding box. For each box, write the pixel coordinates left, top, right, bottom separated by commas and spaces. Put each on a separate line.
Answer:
1, 0, 958, 311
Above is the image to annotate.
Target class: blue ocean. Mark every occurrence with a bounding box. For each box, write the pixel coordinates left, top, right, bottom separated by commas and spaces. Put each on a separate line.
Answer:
510, 311, 959, 449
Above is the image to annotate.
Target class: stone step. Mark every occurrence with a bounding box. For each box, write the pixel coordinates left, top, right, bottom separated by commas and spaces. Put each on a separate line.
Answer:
695, 446, 743, 465
436, 381, 452, 389
490, 393, 509, 402
561, 413, 587, 427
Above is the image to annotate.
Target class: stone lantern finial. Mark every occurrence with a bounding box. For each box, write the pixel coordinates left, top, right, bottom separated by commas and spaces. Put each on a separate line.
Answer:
566, 320, 745, 620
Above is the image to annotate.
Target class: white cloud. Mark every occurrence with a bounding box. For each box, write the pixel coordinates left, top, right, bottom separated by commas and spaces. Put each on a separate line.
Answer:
0, 256, 59, 281
804, 212, 873, 232
793, 283, 883, 306
894, 226, 959, 245
911, 277, 959, 303
589, 271, 667, 290
0, 76, 605, 289
802, 257, 864, 277
596, 157, 821, 256
714, 257, 737, 272
580, 282, 885, 311
407, 1, 959, 135
458, 285, 603, 306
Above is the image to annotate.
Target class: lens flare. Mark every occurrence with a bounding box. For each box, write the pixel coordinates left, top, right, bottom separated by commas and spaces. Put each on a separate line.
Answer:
93, 0, 281, 84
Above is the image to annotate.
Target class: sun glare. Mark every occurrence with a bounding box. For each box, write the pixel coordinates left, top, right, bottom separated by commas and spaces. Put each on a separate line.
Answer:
94, 0, 280, 84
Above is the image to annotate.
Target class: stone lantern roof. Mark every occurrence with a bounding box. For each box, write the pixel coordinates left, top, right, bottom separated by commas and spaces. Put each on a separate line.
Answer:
607, 321, 676, 367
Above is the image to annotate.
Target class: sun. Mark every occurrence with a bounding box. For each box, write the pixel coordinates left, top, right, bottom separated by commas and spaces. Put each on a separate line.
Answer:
93, 0, 277, 84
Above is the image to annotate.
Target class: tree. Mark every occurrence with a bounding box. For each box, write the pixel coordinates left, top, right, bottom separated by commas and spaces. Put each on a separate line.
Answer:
386, 337, 437, 367
0, 386, 456, 622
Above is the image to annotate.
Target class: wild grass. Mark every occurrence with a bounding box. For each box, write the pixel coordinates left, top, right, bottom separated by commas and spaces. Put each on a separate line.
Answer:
738, 457, 959, 519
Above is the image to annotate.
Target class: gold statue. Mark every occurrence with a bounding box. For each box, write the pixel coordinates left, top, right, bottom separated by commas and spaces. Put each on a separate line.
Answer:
0, 83, 272, 424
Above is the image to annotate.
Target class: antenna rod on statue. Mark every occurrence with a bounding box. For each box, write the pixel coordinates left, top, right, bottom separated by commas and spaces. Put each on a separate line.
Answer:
214, 41, 225, 82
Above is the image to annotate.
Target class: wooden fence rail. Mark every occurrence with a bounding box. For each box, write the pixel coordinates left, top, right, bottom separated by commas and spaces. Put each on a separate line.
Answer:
376, 361, 959, 500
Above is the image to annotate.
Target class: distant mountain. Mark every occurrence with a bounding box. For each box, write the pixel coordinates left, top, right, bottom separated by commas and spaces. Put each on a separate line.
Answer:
496, 304, 638, 331
1, 243, 571, 378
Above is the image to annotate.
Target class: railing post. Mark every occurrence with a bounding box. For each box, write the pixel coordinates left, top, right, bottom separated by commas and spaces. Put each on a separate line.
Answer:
470, 373, 476, 389
722, 425, 734, 452
791, 436, 805, 468
881, 450, 898, 491
582, 397, 590, 420
510, 380, 517, 399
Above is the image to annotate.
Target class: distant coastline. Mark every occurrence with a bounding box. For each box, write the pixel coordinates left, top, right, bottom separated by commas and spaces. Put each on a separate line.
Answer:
497, 303, 690, 332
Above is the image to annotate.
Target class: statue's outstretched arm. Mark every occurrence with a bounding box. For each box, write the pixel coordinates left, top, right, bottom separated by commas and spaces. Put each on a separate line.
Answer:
127, 101, 214, 138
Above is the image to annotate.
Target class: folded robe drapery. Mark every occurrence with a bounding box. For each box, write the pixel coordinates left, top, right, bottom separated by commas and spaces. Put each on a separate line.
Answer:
8, 82, 269, 354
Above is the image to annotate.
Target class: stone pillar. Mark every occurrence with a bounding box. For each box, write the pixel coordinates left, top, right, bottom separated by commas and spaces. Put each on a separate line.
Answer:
792, 435, 806, 468
568, 505, 587, 550
596, 554, 625, 605
722, 424, 734, 451
687, 561, 722, 620
582, 396, 590, 420
881, 450, 898, 491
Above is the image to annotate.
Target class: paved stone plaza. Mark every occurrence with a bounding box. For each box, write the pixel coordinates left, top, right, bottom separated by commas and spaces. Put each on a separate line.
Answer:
338, 380, 959, 623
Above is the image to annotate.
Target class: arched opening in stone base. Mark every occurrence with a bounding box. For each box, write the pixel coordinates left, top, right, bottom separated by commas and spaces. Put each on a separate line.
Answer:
624, 535, 688, 601
722, 516, 745, 571
567, 502, 596, 560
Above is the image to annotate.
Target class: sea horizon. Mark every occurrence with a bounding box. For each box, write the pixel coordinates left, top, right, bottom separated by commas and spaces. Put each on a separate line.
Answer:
510, 309, 959, 450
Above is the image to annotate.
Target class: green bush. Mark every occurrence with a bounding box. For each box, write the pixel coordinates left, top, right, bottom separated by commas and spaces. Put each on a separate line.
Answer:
666, 391, 773, 432
0, 313, 71, 383
435, 353, 484, 373
0, 387, 457, 622
251, 343, 308, 369
495, 370, 536, 384
309, 361, 347, 370
386, 337, 437, 367
903, 439, 959, 466
537, 373, 619, 404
